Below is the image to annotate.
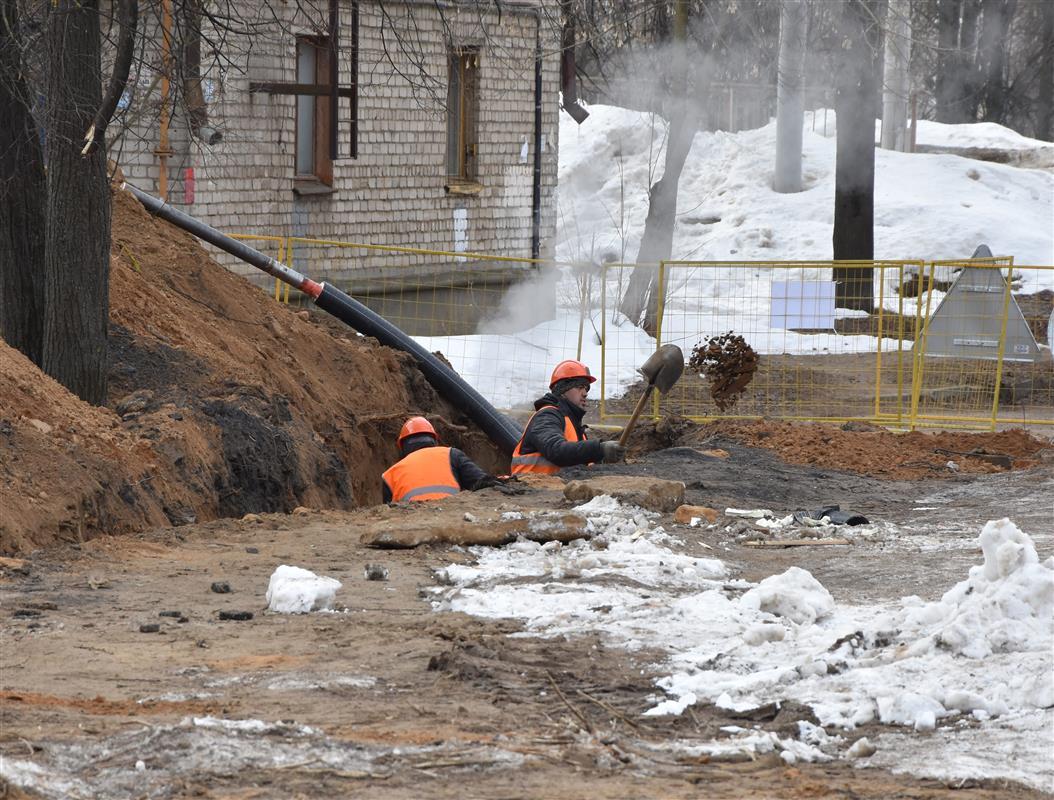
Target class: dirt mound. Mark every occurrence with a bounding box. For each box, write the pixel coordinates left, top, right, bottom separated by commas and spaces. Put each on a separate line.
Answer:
0, 186, 504, 555
685, 419, 1051, 480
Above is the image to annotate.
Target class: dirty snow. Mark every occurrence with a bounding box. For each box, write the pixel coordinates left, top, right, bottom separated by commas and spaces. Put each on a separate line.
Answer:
418, 105, 1053, 409
265, 565, 342, 613
432, 498, 1054, 791
0, 716, 522, 800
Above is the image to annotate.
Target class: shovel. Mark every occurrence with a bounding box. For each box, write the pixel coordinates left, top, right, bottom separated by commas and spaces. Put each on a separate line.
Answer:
618, 344, 685, 447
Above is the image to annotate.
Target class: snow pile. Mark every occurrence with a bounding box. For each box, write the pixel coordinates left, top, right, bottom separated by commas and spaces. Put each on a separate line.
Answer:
435, 496, 729, 631
740, 567, 835, 625
265, 565, 342, 613
895, 518, 1053, 661
660, 518, 1053, 731
558, 104, 1054, 272
415, 106, 1052, 409
433, 510, 1054, 789
912, 119, 1054, 153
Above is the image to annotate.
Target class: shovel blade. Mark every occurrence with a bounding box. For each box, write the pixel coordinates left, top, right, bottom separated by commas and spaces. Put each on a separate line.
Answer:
639, 344, 684, 395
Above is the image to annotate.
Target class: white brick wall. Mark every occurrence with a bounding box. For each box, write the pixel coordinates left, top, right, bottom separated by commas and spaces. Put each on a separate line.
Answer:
114, 0, 561, 282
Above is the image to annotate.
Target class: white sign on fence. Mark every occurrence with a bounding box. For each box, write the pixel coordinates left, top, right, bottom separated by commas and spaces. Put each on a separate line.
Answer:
770, 280, 836, 330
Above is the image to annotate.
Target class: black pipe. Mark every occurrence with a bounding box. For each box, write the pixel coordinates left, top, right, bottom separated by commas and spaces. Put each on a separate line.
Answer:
313, 286, 521, 453
124, 183, 523, 455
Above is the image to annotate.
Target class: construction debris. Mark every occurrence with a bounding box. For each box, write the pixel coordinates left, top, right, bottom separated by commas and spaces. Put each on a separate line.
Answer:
743, 538, 851, 548
361, 511, 589, 549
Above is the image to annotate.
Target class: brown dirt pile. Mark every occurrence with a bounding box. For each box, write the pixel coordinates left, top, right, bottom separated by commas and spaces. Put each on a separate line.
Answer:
687, 419, 1051, 479
0, 186, 503, 556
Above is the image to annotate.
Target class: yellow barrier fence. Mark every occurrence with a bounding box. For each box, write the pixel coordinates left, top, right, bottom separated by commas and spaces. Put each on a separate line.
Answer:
599, 260, 1052, 430
223, 235, 1052, 429
229, 234, 599, 413
600, 260, 923, 424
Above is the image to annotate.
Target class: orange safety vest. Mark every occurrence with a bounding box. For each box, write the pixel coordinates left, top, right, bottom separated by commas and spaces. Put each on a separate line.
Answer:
382, 447, 461, 502
510, 407, 582, 475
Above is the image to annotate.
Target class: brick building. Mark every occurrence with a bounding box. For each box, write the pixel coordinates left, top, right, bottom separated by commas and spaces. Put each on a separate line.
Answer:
114, 0, 561, 333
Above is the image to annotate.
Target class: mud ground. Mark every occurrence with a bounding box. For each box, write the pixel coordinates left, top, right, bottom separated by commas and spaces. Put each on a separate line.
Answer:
2, 181, 1052, 799
3, 457, 1052, 799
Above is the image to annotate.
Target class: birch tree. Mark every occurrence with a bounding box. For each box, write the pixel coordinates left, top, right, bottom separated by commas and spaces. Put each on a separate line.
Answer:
881, 0, 912, 151
619, 0, 691, 334
774, 0, 807, 193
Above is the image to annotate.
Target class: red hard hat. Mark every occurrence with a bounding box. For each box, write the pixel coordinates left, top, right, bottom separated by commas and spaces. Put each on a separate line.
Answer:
397, 416, 438, 445
549, 359, 596, 389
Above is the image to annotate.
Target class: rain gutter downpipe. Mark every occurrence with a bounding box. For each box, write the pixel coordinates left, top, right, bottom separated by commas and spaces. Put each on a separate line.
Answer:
531, 10, 542, 261
123, 183, 523, 455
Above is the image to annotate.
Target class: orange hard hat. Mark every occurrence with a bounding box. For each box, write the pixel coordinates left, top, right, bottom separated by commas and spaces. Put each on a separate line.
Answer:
397, 416, 438, 445
549, 359, 596, 389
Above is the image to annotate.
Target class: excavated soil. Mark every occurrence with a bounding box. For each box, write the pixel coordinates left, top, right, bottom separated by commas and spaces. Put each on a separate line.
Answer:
619, 416, 1051, 480
2, 186, 1054, 798
0, 186, 503, 556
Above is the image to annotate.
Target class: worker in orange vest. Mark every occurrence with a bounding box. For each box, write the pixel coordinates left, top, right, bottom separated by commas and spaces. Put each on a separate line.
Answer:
382, 417, 493, 503
511, 360, 624, 475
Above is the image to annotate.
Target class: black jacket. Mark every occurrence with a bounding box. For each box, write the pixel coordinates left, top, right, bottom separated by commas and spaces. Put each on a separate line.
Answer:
381, 445, 490, 503
518, 392, 605, 467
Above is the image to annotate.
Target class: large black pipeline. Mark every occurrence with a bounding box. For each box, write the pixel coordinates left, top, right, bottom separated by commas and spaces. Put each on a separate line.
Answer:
123, 183, 523, 455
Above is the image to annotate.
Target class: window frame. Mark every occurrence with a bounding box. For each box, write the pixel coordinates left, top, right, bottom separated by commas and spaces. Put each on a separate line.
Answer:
445, 46, 481, 187
294, 35, 334, 190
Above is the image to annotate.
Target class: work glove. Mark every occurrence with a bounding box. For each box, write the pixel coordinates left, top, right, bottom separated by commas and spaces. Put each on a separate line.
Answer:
494, 479, 527, 496
472, 475, 527, 495
600, 441, 626, 464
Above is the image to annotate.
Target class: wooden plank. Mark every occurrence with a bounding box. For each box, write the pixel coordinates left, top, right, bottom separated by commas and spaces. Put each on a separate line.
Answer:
743, 538, 851, 548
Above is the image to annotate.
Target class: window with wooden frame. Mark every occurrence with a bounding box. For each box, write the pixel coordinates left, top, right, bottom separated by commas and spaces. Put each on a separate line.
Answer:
295, 36, 333, 189
249, 2, 359, 194
446, 47, 480, 187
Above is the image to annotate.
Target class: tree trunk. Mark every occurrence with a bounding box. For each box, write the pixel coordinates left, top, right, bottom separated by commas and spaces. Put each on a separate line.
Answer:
42, 0, 111, 405
881, 0, 911, 151
977, 0, 1016, 124
935, 0, 962, 122
833, 0, 879, 311
958, 0, 982, 119
621, 113, 695, 332
0, 0, 47, 366
620, 0, 690, 334
1038, 0, 1054, 141
774, 0, 806, 192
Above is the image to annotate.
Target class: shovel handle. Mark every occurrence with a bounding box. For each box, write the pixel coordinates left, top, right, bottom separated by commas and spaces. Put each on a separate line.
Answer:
618, 384, 655, 447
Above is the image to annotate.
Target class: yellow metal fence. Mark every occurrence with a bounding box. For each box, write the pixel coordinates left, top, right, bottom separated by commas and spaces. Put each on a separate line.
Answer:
600, 260, 1053, 430
224, 235, 1053, 430
228, 234, 589, 413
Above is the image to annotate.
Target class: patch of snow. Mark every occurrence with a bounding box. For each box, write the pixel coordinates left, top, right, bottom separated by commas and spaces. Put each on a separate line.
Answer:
265, 565, 342, 613
433, 510, 1053, 790
412, 106, 1052, 410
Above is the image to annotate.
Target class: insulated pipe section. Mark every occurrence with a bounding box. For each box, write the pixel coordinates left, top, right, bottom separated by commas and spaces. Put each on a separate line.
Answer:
313, 286, 521, 454
123, 183, 523, 455
126, 184, 320, 293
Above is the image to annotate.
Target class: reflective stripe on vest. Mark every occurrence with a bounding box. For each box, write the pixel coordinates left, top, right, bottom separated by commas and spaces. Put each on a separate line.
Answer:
382, 447, 460, 502
510, 407, 581, 476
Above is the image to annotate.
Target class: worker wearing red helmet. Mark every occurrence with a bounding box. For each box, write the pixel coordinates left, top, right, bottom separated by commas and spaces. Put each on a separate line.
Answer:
382, 417, 493, 503
511, 360, 624, 475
